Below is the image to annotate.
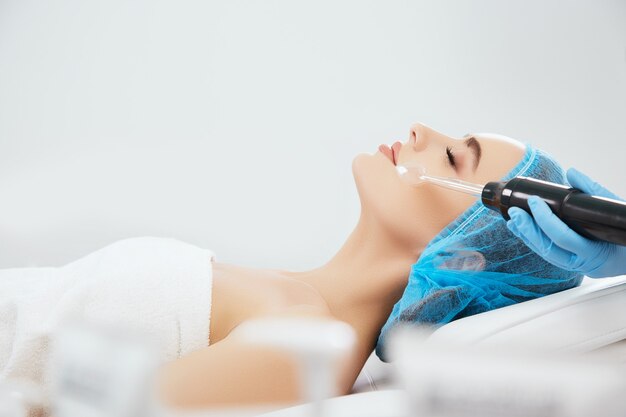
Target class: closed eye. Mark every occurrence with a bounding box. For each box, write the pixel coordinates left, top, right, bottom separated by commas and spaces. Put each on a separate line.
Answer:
446, 146, 456, 168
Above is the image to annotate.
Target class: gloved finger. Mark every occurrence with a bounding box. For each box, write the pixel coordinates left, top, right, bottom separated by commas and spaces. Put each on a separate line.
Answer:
507, 215, 523, 239
507, 207, 533, 241
567, 168, 623, 201
507, 217, 544, 257
507, 206, 574, 269
527, 196, 591, 255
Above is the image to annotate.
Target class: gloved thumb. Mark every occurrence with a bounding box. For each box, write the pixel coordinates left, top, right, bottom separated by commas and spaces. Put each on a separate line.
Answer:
566, 168, 622, 201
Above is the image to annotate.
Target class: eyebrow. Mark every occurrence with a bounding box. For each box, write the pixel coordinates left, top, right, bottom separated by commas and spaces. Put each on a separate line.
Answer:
464, 135, 482, 171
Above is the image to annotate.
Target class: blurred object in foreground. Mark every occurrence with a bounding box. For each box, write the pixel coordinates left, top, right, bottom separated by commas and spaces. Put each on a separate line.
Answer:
388, 325, 626, 417
47, 321, 160, 417
233, 317, 356, 417
0, 378, 44, 417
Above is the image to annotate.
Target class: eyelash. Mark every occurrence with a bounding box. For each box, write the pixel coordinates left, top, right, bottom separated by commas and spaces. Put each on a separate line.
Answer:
446, 146, 456, 168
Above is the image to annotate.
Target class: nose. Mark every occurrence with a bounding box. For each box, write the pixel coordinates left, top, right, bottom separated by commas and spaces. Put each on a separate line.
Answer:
409, 123, 430, 152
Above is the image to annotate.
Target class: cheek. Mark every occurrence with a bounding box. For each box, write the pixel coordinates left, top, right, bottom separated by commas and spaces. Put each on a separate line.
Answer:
352, 154, 468, 244
352, 153, 477, 246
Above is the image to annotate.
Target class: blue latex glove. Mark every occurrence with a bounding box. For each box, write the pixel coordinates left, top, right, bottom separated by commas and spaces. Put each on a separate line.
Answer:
506, 168, 626, 278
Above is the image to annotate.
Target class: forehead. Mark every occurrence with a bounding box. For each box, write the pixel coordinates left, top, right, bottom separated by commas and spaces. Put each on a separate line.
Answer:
471, 132, 524, 147
468, 132, 526, 183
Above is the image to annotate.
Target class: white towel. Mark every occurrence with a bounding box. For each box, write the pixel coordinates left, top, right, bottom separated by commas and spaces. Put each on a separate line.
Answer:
0, 236, 215, 387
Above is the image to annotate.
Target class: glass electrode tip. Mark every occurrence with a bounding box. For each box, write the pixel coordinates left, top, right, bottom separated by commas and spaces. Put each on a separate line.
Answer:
396, 163, 484, 197
395, 162, 427, 186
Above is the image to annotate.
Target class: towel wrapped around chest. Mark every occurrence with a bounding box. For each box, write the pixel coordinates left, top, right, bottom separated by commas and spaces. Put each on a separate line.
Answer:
0, 237, 215, 387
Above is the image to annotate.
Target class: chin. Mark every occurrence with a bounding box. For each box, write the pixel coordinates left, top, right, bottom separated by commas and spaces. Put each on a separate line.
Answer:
351, 152, 372, 177
352, 152, 398, 207
351, 152, 378, 195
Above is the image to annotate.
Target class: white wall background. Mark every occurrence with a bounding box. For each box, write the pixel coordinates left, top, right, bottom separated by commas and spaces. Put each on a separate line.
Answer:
1, 0, 624, 269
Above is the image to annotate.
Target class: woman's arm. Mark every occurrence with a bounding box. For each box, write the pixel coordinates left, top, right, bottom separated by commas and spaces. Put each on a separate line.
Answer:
157, 309, 359, 409
158, 335, 303, 408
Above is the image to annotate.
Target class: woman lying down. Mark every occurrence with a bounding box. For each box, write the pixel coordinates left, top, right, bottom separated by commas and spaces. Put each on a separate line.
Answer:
0, 122, 582, 410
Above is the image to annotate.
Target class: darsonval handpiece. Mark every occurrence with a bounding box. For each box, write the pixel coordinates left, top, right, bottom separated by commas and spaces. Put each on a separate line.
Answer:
396, 162, 626, 246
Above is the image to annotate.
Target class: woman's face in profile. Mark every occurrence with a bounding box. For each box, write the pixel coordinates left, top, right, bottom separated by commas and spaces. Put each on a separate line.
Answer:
352, 122, 526, 250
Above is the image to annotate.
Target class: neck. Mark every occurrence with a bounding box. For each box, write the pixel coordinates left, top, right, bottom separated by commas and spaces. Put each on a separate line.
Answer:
283, 210, 420, 381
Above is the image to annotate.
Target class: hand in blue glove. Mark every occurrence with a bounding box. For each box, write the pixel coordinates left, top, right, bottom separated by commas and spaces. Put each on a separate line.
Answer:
506, 168, 626, 278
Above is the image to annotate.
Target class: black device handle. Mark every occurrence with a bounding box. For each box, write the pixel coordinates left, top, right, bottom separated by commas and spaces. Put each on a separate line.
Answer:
481, 177, 626, 246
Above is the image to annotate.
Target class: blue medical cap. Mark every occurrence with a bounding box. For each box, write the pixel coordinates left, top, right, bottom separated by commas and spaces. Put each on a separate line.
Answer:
375, 145, 584, 361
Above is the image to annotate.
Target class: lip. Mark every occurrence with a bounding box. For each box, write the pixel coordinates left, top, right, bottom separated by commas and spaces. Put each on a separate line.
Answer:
378, 141, 403, 165
391, 141, 402, 165
378, 144, 394, 165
